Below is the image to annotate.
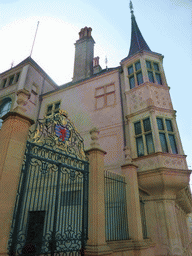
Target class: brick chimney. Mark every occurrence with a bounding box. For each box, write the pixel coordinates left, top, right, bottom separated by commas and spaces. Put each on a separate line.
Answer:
93, 57, 102, 74
73, 27, 95, 82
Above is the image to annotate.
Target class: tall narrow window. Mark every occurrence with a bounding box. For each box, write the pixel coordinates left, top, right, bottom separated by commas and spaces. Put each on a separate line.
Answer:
8, 75, 14, 86
2, 78, 7, 88
134, 117, 155, 157
159, 133, 168, 153
146, 60, 162, 85
157, 117, 178, 154
128, 61, 143, 89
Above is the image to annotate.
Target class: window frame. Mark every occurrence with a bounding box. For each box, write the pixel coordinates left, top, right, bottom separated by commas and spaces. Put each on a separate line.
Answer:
0, 98, 12, 128
46, 101, 61, 116
156, 117, 178, 154
134, 117, 155, 157
1, 71, 21, 89
128, 60, 144, 89
146, 60, 163, 85
95, 83, 116, 110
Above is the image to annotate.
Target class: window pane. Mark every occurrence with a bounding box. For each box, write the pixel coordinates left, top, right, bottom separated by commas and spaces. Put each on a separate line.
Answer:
136, 136, 144, 157
146, 61, 152, 69
153, 63, 159, 71
159, 133, 168, 152
145, 133, 155, 154
47, 105, 53, 113
143, 118, 151, 132
96, 96, 105, 109
155, 73, 162, 85
134, 121, 142, 135
106, 84, 115, 93
128, 65, 134, 75
0, 101, 12, 117
136, 72, 143, 85
135, 61, 141, 71
2, 78, 7, 88
157, 118, 164, 130
169, 134, 177, 154
96, 87, 104, 96
165, 119, 173, 132
55, 102, 60, 110
107, 93, 115, 106
129, 76, 135, 89
148, 71, 154, 83
15, 72, 20, 83
9, 75, 14, 85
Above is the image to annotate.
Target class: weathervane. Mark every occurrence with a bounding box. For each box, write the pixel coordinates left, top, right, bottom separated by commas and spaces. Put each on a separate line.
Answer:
105, 56, 108, 70
129, 1, 134, 15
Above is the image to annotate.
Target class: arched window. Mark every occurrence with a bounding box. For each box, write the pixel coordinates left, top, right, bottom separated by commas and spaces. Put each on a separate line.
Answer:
0, 98, 12, 128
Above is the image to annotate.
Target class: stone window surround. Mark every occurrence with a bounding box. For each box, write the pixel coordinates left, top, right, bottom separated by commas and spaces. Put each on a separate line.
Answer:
46, 100, 61, 116
1, 71, 21, 89
145, 60, 162, 85
156, 116, 178, 154
127, 60, 144, 89
134, 116, 155, 157
95, 82, 116, 110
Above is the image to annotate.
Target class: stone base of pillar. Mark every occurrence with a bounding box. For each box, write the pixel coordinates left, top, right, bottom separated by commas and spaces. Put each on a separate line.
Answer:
85, 244, 112, 256
85, 239, 155, 256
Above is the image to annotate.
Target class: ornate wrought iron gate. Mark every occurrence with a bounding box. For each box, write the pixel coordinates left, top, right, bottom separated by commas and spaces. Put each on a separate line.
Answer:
8, 111, 89, 256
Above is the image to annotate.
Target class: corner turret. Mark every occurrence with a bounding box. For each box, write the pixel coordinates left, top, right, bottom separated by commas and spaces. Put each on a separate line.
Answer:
128, 1, 151, 57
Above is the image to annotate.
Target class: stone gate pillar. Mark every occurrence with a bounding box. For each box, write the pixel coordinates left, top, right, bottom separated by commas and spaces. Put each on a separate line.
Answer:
85, 128, 111, 256
0, 89, 34, 255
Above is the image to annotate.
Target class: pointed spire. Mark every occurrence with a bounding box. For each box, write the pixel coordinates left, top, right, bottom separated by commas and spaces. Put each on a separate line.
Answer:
128, 1, 151, 57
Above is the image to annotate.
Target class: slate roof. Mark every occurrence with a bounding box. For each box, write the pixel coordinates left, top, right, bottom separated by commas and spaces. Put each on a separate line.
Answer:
128, 12, 152, 57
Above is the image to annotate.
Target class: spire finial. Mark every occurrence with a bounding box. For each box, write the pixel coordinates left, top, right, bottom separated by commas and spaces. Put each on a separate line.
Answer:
129, 1, 134, 15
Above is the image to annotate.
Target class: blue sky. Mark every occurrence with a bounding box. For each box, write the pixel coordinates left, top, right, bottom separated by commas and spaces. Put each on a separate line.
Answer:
0, 0, 192, 171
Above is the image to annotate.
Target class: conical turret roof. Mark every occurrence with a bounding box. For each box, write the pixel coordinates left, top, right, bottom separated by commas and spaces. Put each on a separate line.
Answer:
128, 2, 151, 57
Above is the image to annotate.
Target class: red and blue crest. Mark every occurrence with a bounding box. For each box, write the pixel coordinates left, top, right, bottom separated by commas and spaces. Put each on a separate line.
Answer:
55, 124, 70, 143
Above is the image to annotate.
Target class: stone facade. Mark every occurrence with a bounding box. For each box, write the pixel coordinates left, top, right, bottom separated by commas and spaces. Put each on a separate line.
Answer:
0, 6, 192, 256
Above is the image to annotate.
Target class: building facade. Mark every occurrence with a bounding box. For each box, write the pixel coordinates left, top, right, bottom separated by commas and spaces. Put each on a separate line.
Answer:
0, 3, 192, 256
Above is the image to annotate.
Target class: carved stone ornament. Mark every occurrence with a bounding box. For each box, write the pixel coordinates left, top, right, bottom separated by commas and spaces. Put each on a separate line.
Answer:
28, 110, 86, 160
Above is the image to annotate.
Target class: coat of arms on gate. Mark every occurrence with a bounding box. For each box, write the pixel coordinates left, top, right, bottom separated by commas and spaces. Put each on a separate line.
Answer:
28, 110, 86, 160
55, 124, 70, 143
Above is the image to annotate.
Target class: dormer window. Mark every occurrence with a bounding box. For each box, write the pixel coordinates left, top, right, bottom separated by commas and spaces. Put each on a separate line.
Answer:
8, 75, 14, 86
46, 101, 61, 116
2, 78, 7, 88
146, 61, 162, 85
1, 72, 21, 89
128, 61, 143, 89
15, 72, 20, 83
